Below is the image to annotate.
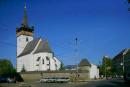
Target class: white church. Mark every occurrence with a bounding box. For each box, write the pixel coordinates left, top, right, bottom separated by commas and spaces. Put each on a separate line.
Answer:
16, 2, 61, 72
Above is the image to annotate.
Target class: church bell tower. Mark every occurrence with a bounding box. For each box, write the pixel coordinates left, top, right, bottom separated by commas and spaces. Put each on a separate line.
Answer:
16, 0, 34, 56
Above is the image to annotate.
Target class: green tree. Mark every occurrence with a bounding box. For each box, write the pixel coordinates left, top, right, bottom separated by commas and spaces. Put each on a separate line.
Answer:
0, 59, 14, 75
59, 62, 65, 71
99, 56, 114, 77
128, 0, 130, 3
21, 65, 26, 72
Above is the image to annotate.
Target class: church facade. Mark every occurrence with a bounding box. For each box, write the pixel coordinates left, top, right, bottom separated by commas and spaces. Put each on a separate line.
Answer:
16, 2, 61, 72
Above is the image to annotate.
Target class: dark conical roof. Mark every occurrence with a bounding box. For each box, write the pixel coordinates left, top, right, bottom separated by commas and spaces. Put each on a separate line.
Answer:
22, 0, 28, 27
16, 0, 34, 36
79, 59, 91, 67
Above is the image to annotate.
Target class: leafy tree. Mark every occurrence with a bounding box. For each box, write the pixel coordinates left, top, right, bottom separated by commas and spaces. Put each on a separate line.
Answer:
21, 65, 26, 72
11, 68, 17, 73
128, 0, 130, 3
0, 59, 24, 82
0, 59, 14, 75
99, 56, 114, 77
59, 62, 65, 71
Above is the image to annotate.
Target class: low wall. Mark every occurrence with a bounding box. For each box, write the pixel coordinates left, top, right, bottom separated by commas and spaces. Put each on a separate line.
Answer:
20, 70, 90, 82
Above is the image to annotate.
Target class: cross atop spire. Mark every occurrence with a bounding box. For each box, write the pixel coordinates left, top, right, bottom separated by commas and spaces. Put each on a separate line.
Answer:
22, 0, 28, 27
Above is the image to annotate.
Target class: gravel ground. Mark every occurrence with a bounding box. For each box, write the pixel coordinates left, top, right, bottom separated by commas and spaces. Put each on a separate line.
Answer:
2, 79, 128, 87
0, 82, 88, 87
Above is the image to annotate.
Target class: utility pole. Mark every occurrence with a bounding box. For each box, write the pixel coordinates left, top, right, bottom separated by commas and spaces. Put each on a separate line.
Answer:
105, 57, 106, 79
75, 37, 79, 82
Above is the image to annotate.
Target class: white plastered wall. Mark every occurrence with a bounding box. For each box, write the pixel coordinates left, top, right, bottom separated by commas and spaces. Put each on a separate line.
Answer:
90, 64, 99, 79
17, 54, 33, 72
33, 53, 55, 71
53, 57, 61, 70
17, 35, 33, 56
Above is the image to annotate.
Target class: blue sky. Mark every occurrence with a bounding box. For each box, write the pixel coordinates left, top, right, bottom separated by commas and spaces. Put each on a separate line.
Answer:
0, 0, 130, 67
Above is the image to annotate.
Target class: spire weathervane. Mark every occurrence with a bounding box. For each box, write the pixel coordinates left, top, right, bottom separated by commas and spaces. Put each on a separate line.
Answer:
22, 0, 28, 27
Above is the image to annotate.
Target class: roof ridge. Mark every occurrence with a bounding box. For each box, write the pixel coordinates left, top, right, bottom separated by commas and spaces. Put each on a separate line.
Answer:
17, 38, 40, 57
33, 39, 52, 54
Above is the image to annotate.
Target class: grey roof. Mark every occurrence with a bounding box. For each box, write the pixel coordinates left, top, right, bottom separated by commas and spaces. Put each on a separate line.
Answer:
113, 48, 130, 60
64, 65, 77, 69
34, 40, 52, 54
17, 38, 53, 57
17, 38, 40, 57
79, 59, 91, 67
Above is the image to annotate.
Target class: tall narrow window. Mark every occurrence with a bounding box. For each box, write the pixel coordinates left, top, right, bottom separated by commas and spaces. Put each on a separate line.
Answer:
46, 57, 49, 61
42, 59, 44, 64
37, 57, 41, 61
55, 64, 57, 68
26, 37, 28, 42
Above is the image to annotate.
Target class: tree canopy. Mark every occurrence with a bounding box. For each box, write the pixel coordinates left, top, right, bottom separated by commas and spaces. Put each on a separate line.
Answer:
59, 62, 65, 71
0, 59, 15, 75
99, 56, 114, 77
128, 0, 130, 3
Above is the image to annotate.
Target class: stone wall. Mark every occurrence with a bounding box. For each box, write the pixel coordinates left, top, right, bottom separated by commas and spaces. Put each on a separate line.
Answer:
20, 70, 90, 82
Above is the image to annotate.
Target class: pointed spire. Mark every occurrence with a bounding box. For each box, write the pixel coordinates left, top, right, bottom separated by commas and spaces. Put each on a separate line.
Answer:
22, 0, 28, 27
